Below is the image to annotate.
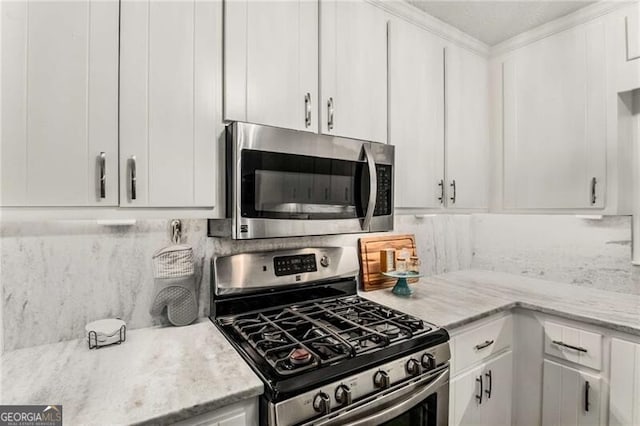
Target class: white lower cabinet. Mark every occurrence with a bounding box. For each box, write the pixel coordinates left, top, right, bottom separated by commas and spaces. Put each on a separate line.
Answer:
609, 338, 640, 426
451, 351, 512, 426
172, 398, 257, 426
542, 359, 601, 426
449, 314, 513, 426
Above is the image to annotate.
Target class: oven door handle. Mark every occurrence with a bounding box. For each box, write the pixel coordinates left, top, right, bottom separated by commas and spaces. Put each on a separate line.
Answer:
361, 143, 377, 232
312, 367, 449, 426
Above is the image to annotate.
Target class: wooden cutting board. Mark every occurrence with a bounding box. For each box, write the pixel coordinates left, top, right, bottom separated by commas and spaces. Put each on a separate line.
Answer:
359, 234, 418, 291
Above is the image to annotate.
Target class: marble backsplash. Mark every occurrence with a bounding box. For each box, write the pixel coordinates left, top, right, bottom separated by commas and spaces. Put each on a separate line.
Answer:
2, 213, 638, 352
472, 214, 640, 295
0, 215, 472, 352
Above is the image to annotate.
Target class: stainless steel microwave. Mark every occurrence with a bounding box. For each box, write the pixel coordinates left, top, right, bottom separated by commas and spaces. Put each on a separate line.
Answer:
208, 122, 394, 239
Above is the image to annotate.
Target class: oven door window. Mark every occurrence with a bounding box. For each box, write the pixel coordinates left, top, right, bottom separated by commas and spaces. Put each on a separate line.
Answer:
379, 393, 437, 426
241, 149, 369, 220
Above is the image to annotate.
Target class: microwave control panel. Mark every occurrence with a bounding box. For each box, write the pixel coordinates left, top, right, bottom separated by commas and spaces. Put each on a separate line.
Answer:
374, 165, 392, 216
274, 254, 317, 276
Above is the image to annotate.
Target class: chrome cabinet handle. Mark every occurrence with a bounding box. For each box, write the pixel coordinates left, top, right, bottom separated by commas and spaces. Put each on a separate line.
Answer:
584, 381, 590, 412
552, 340, 587, 353
475, 376, 483, 404
129, 156, 137, 200
361, 144, 377, 232
98, 152, 106, 199
450, 179, 456, 204
485, 370, 492, 399
327, 97, 334, 130
474, 340, 494, 351
438, 179, 444, 204
590, 177, 597, 205
304, 92, 312, 128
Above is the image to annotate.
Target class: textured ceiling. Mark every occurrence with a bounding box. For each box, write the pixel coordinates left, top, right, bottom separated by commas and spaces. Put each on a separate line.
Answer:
407, 1, 596, 45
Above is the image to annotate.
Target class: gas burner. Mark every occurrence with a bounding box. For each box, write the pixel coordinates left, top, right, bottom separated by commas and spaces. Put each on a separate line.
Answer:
262, 329, 285, 342
289, 348, 313, 366
372, 323, 401, 338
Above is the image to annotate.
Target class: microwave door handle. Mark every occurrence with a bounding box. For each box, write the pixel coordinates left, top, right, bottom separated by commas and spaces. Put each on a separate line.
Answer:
362, 144, 377, 231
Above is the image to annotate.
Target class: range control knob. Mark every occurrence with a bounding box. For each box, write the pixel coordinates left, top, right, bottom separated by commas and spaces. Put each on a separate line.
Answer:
421, 353, 436, 371
373, 370, 391, 389
312, 391, 331, 415
320, 255, 330, 268
406, 358, 421, 376
335, 384, 352, 406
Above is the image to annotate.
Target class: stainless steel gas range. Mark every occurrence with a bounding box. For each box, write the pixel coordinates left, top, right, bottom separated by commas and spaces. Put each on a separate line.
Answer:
210, 247, 450, 426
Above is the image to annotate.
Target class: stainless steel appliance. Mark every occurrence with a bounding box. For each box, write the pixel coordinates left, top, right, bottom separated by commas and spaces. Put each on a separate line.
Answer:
208, 122, 394, 239
210, 247, 450, 425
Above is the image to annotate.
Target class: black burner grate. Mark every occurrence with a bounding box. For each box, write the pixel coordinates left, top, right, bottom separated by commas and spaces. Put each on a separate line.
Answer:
230, 295, 432, 376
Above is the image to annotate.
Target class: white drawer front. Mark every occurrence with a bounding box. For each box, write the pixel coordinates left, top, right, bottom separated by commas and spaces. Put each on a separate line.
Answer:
452, 315, 513, 375
544, 321, 602, 370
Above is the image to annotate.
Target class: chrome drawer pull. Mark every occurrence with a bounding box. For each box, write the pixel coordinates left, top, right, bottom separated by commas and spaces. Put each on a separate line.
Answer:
552, 340, 587, 353
327, 97, 334, 130
449, 179, 456, 204
474, 340, 494, 351
304, 92, 312, 128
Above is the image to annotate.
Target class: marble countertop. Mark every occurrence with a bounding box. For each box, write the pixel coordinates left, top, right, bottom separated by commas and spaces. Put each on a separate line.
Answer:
0, 320, 263, 425
364, 269, 640, 335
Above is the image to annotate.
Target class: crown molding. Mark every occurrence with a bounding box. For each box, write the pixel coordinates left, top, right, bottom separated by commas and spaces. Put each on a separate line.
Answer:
367, 0, 491, 57
490, 0, 636, 58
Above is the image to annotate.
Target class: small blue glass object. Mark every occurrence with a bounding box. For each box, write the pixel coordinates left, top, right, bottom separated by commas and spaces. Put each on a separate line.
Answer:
382, 271, 423, 297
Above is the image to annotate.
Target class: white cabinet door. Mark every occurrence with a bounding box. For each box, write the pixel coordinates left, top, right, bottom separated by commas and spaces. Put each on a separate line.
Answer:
503, 19, 606, 209
542, 359, 602, 426
450, 351, 512, 426
1, 0, 119, 206
625, 2, 640, 61
388, 19, 445, 209
446, 44, 490, 209
482, 351, 513, 426
224, 0, 318, 132
320, 0, 387, 143
450, 365, 484, 425
120, 0, 219, 208
610, 338, 640, 426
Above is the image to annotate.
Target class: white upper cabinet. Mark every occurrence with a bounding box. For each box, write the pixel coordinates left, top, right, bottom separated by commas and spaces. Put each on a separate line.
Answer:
503, 19, 607, 210
625, 2, 640, 61
320, 0, 388, 143
608, 2, 640, 92
224, 0, 318, 132
389, 19, 445, 209
1, 0, 119, 206
446, 44, 490, 209
120, 0, 219, 208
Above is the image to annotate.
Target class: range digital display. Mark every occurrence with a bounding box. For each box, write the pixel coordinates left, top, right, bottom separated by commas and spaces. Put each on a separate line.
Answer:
274, 254, 317, 276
